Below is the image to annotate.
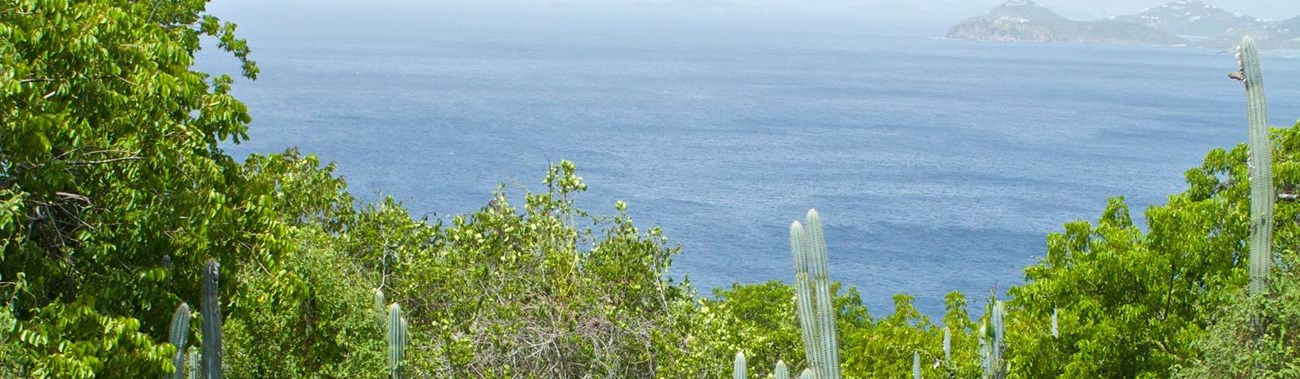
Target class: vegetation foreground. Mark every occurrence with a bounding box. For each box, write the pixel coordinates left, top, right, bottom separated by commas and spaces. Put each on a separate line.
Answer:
1, 1, 1298, 378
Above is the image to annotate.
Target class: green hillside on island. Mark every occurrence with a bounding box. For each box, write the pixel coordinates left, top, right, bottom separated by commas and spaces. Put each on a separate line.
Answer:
949, 0, 1300, 49
3, 1, 1300, 378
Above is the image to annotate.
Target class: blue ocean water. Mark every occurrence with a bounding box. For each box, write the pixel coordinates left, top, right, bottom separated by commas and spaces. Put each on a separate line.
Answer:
201, 5, 1300, 317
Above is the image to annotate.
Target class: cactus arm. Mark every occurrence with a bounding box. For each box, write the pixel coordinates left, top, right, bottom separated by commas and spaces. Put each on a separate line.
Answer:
914, 351, 922, 379
775, 360, 789, 379
1236, 35, 1274, 296
200, 258, 222, 379
734, 351, 747, 379
165, 303, 190, 379
1051, 308, 1059, 338
804, 210, 841, 379
790, 221, 821, 375
992, 300, 1003, 373
800, 368, 813, 379
388, 303, 407, 379
942, 326, 951, 364
375, 288, 386, 329
186, 347, 199, 379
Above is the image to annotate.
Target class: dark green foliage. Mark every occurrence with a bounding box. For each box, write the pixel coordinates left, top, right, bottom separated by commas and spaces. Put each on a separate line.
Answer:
0, 0, 266, 376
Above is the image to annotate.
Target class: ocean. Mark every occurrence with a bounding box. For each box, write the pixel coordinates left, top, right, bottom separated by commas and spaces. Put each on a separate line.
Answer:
200, 3, 1300, 317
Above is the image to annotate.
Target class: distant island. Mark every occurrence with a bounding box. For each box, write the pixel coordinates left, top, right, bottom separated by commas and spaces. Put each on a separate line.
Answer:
948, 0, 1300, 49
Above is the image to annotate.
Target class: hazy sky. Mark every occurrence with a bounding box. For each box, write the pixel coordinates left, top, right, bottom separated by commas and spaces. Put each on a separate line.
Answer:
217, 0, 1297, 21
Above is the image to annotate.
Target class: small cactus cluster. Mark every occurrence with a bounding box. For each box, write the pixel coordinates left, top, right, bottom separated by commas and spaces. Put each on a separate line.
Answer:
729, 209, 844, 379
162, 258, 223, 379
732, 354, 806, 379
1234, 35, 1274, 297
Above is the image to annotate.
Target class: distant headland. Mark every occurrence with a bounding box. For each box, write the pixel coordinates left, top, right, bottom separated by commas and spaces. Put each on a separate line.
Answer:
947, 0, 1300, 49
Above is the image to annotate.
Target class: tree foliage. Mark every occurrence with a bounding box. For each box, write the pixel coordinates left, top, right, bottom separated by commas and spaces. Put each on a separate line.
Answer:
1, 0, 263, 376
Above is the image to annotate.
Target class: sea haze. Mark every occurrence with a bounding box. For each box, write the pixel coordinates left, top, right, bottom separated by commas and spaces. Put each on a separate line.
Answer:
199, 5, 1300, 317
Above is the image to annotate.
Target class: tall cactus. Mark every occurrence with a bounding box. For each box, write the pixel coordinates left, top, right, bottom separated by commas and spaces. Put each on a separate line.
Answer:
375, 288, 387, 329
790, 209, 842, 379
186, 347, 199, 379
943, 326, 951, 363
913, 351, 922, 379
981, 299, 1006, 379
1234, 35, 1274, 297
775, 360, 790, 379
388, 303, 408, 379
201, 258, 222, 379
1050, 308, 1059, 338
733, 351, 747, 379
164, 303, 190, 379
942, 326, 955, 375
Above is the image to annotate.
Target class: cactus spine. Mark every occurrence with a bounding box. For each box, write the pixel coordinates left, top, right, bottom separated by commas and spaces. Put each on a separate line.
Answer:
201, 258, 222, 379
913, 351, 922, 379
733, 351, 747, 379
388, 303, 408, 379
775, 360, 789, 379
790, 209, 842, 379
165, 303, 190, 379
1235, 36, 1274, 297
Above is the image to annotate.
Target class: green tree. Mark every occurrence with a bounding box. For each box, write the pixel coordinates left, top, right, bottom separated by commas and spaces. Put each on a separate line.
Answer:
0, 0, 266, 376
1173, 272, 1300, 378
1007, 121, 1300, 378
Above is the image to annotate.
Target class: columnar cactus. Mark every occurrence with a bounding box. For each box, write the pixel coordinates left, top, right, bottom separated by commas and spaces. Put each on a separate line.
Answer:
388, 303, 408, 379
1050, 308, 1059, 338
790, 209, 842, 379
375, 288, 387, 329
775, 360, 790, 379
201, 258, 222, 379
800, 368, 814, 379
186, 347, 199, 379
981, 299, 1006, 379
164, 303, 190, 379
734, 351, 747, 379
1234, 35, 1274, 297
943, 326, 952, 365
913, 351, 922, 379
